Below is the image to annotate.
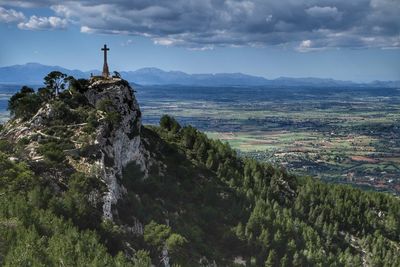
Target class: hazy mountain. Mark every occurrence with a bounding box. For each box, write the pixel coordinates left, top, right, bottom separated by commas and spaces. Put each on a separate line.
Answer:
0, 63, 91, 84
0, 63, 398, 87
119, 67, 271, 86
272, 77, 357, 87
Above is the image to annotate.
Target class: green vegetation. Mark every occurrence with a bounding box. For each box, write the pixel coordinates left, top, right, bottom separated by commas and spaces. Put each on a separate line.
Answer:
8, 86, 42, 120
0, 153, 138, 266
1, 77, 399, 266
97, 99, 122, 128
144, 221, 188, 264
115, 115, 400, 266
43, 71, 71, 97
8, 73, 91, 123
160, 114, 181, 133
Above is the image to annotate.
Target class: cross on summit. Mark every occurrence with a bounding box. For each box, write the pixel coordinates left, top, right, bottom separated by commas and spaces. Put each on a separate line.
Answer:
101, 44, 110, 78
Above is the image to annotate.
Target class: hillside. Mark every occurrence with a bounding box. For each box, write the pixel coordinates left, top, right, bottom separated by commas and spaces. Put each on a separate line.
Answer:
0, 74, 399, 266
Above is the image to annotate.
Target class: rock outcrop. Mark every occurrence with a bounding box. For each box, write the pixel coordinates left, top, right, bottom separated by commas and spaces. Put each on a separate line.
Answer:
1, 78, 151, 221
85, 79, 150, 220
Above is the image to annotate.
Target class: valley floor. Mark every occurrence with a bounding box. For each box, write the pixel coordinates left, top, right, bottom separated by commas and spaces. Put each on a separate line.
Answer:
137, 85, 400, 195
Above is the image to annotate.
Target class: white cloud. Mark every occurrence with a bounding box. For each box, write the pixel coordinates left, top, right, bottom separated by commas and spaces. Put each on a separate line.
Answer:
188, 45, 214, 51
51, 4, 73, 18
297, 40, 312, 52
17, 15, 67, 30
0, 6, 25, 23
153, 37, 182, 46
306, 6, 341, 20
121, 39, 133, 46
296, 39, 329, 52
80, 25, 93, 33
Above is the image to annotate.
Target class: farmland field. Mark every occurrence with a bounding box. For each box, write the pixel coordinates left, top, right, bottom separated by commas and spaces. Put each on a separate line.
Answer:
1, 84, 400, 194
136, 85, 400, 194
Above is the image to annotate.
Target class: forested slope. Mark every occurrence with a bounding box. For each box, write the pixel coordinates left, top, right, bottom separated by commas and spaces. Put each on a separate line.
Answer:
0, 75, 399, 266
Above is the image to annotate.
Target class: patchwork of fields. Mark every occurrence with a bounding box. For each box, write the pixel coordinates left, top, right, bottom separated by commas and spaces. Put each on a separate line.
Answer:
136, 86, 400, 194
1, 84, 399, 194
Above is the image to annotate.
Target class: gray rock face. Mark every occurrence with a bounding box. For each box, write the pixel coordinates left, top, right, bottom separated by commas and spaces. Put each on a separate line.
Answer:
1, 78, 150, 221
86, 79, 150, 220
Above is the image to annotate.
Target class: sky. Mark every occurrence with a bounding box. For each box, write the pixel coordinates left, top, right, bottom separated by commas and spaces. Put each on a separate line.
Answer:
0, 0, 399, 82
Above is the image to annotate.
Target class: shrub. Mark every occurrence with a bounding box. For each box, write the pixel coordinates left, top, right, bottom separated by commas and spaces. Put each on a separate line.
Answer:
166, 233, 188, 254
96, 99, 121, 127
37, 141, 66, 163
96, 99, 114, 112
8, 86, 42, 121
38, 87, 52, 102
59, 91, 89, 110
143, 221, 189, 264
144, 221, 171, 250
0, 140, 13, 154
70, 78, 89, 94
51, 101, 80, 124
133, 250, 152, 266
160, 115, 181, 133
87, 111, 99, 127
105, 111, 121, 126
0, 152, 35, 193
60, 173, 105, 228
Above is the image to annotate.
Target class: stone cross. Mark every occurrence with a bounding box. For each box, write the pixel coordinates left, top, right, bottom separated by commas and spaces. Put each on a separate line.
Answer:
101, 44, 110, 78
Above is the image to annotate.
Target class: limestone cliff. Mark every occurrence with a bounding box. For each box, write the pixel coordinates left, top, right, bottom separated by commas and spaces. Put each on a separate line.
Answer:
84, 79, 151, 220
1, 78, 151, 220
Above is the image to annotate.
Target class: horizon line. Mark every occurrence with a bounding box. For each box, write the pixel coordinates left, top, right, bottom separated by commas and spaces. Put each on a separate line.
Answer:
1, 62, 399, 83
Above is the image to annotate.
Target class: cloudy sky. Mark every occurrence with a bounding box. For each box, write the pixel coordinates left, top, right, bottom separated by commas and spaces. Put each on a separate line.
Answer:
0, 0, 399, 81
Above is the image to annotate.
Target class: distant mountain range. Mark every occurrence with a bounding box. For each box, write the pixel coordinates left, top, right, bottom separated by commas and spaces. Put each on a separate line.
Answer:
0, 63, 399, 88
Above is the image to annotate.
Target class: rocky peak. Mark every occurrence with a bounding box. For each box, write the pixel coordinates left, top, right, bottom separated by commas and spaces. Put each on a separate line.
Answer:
86, 78, 150, 220
1, 78, 151, 221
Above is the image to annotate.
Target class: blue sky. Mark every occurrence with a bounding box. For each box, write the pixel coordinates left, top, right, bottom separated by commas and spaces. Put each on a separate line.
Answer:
0, 0, 399, 82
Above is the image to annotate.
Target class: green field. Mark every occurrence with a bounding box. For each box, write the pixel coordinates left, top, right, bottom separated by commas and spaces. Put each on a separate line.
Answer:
137, 86, 400, 194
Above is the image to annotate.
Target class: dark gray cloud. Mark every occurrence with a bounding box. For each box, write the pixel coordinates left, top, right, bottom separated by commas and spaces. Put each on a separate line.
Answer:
0, 0, 399, 50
